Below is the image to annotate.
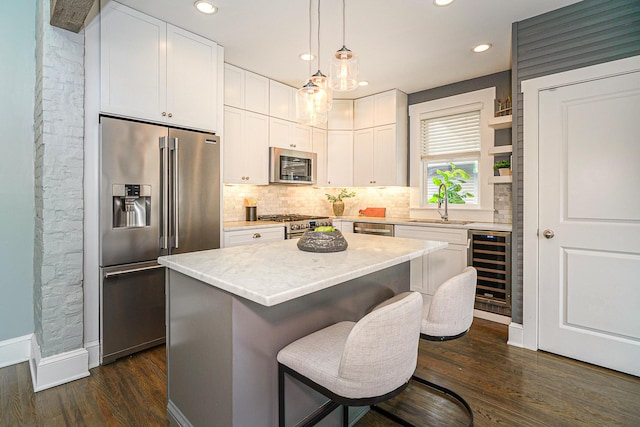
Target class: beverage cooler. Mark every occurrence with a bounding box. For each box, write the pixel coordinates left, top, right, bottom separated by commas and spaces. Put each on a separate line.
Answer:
467, 230, 512, 316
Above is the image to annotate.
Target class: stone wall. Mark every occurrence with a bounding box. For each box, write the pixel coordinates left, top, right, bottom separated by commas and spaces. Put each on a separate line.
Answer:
223, 185, 512, 222
33, 0, 85, 357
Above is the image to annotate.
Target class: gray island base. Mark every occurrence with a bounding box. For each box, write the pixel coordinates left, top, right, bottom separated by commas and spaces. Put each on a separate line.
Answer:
158, 233, 447, 427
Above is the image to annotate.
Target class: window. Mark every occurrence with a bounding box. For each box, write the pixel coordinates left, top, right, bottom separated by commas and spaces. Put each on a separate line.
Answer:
421, 110, 480, 205
409, 87, 495, 217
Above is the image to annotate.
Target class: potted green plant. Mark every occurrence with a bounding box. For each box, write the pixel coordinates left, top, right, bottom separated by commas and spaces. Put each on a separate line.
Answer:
325, 188, 356, 217
427, 163, 474, 204
493, 159, 511, 176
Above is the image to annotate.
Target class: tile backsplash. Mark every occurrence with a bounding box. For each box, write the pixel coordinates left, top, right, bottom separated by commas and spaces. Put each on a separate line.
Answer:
223, 184, 512, 223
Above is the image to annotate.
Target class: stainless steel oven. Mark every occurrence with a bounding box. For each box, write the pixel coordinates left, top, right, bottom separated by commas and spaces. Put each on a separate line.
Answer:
269, 147, 316, 185
258, 214, 331, 239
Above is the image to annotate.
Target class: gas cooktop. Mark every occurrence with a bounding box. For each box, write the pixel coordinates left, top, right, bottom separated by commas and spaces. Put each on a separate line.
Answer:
258, 214, 329, 222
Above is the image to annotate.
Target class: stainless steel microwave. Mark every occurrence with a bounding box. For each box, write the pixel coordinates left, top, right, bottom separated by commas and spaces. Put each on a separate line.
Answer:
269, 147, 317, 185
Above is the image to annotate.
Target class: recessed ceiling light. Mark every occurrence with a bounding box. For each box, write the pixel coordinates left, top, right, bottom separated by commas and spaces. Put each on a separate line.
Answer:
299, 53, 315, 61
433, 0, 455, 6
358, 81, 369, 87
194, 1, 217, 15
473, 43, 492, 53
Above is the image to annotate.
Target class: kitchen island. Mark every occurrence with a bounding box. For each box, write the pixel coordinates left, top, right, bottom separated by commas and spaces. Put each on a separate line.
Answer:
158, 232, 447, 427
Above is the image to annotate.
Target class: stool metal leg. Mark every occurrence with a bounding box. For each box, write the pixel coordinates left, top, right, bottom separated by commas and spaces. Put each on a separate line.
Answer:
411, 375, 474, 427
342, 405, 348, 426
279, 364, 285, 427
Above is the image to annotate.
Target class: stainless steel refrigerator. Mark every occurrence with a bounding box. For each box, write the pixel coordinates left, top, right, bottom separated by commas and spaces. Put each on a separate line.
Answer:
99, 116, 220, 364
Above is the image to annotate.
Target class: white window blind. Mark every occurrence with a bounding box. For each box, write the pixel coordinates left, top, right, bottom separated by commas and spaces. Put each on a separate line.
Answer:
420, 110, 481, 159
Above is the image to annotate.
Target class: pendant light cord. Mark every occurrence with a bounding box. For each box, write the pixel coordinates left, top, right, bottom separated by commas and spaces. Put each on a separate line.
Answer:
342, 0, 346, 46
317, 0, 321, 70
308, 0, 312, 76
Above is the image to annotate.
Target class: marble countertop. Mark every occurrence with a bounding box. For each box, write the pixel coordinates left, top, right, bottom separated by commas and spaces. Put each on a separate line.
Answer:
333, 216, 512, 232
223, 220, 284, 231
158, 232, 447, 307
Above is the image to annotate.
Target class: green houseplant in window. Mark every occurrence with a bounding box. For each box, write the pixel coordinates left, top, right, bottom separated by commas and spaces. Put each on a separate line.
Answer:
428, 163, 474, 204
493, 159, 511, 176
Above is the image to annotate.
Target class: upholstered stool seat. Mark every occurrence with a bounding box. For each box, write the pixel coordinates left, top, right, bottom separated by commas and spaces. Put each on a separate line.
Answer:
410, 266, 478, 426
277, 291, 423, 427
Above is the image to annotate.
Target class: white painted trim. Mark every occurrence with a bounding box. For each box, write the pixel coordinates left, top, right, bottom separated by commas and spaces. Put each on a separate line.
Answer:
473, 309, 511, 325
0, 334, 33, 368
507, 323, 524, 348
85, 339, 101, 369
521, 55, 640, 352
29, 335, 90, 392
408, 87, 495, 220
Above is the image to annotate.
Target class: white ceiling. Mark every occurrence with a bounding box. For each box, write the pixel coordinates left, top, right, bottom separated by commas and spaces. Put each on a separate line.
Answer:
114, 0, 582, 98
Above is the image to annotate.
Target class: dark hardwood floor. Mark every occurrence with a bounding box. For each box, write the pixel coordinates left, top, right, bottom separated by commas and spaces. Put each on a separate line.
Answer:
1, 318, 638, 426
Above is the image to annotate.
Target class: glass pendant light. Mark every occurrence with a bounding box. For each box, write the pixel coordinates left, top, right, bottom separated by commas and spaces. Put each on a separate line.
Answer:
296, 0, 328, 126
310, 0, 332, 112
329, 0, 358, 92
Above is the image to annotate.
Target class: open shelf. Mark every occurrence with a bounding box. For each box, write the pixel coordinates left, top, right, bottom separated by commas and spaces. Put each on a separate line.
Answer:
488, 115, 512, 130
488, 144, 512, 155
489, 175, 512, 184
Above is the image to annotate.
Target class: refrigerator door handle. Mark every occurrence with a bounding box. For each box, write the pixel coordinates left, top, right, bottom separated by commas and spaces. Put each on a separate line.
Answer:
160, 136, 169, 250
172, 137, 180, 249
103, 263, 164, 279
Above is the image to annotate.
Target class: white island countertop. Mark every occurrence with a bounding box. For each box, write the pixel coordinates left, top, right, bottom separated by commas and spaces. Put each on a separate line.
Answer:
158, 232, 447, 307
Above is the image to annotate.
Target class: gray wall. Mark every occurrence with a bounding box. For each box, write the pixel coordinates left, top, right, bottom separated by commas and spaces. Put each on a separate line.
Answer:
511, 0, 640, 323
409, 70, 512, 147
0, 2, 36, 341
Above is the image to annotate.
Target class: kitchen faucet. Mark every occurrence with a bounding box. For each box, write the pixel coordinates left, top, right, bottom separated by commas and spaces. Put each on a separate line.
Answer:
437, 183, 448, 222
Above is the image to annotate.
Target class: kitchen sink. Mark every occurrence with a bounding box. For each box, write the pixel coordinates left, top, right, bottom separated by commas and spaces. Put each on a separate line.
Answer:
407, 219, 474, 225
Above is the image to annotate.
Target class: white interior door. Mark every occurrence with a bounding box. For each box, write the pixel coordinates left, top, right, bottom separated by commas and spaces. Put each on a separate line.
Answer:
538, 70, 640, 376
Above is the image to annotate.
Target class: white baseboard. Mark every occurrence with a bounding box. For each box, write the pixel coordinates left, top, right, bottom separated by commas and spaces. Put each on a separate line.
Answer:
0, 334, 33, 369
474, 309, 511, 325
507, 322, 524, 347
85, 340, 100, 369
29, 335, 90, 392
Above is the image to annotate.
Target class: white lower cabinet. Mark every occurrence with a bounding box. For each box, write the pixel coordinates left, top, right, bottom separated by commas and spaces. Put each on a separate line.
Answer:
224, 226, 284, 247
395, 225, 468, 295
332, 220, 353, 233
223, 106, 269, 184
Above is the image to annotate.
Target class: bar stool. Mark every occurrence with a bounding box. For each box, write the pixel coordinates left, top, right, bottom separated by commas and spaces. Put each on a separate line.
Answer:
277, 291, 423, 427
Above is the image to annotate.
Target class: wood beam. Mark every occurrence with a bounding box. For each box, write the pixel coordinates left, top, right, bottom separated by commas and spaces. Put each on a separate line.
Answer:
50, 0, 96, 33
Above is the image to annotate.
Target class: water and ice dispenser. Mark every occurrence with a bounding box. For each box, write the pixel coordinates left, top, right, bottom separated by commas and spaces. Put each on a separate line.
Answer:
112, 184, 151, 228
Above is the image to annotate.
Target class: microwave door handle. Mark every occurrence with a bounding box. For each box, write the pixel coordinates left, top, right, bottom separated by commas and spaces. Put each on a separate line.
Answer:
172, 137, 179, 249
159, 136, 168, 250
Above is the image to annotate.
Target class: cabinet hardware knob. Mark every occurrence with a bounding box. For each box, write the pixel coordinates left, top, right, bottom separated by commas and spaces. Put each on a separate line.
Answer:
168, 113, 173, 118
253, 233, 261, 238
543, 229, 555, 239
162, 112, 167, 117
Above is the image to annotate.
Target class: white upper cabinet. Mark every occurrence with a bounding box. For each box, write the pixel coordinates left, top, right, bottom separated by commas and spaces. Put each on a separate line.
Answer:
269, 118, 312, 151
312, 128, 328, 187
223, 106, 269, 185
269, 80, 295, 121
327, 131, 354, 187
100, 2, 166, 123
100, 1, 221, 132
374, 90, 398, 126
353, 124, 406, 186
354, 96, 374, 130
166, 25, 220, 132
328, 100, 354, 130
224, 63, 269, 115
354, 90, 406, 130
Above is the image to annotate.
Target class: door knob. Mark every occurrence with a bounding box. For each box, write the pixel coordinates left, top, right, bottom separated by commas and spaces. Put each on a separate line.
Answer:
543, 229, 555, 239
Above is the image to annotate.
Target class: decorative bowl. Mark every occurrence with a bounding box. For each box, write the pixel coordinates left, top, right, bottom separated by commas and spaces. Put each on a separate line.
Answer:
297, 230, 348, 253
